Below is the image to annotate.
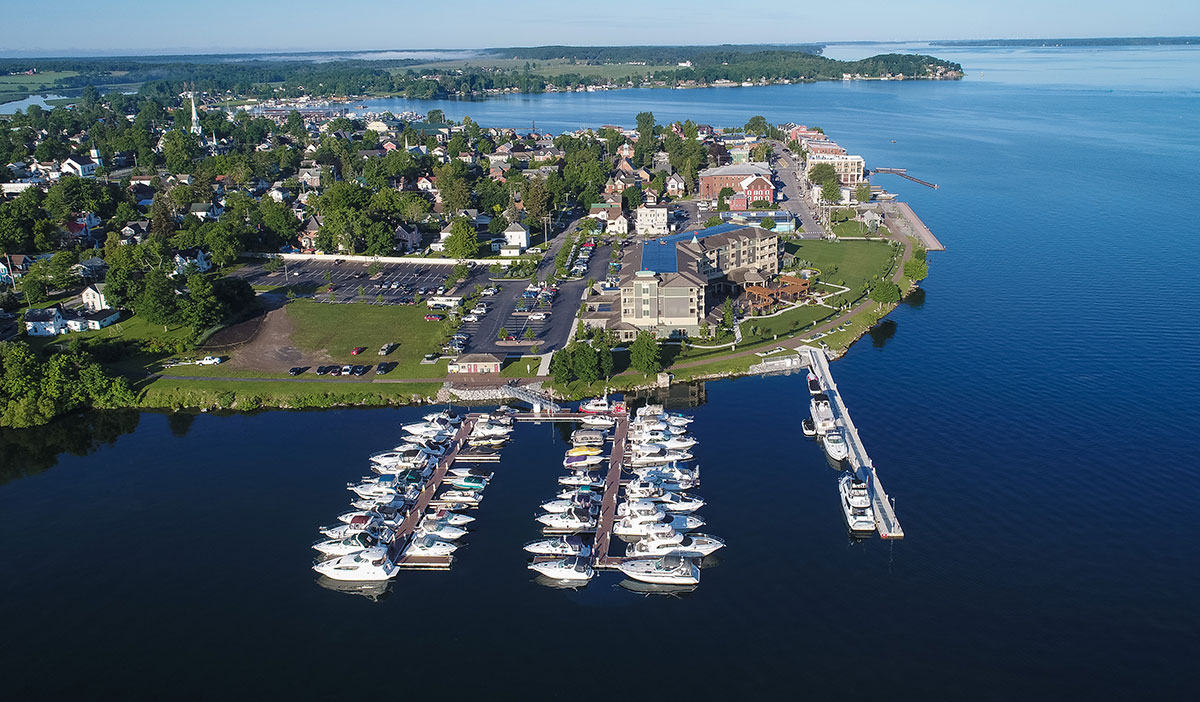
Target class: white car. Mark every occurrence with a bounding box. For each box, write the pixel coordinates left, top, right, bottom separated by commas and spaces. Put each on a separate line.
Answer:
470, 305, 487, 315
462, 314, 479, 323
481, 287, 498, 296
197, 355, 223, 365
528, 313, 547, 321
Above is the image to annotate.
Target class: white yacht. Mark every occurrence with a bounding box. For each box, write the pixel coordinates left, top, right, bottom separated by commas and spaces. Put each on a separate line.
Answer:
470, 422, 512, 438
558, 471, 604, 488
617, 555, 700, 585
540, 493, 601, 513
556, 486, 603, 500
312, 530, 393, 558
579, 396, 614, 413
523, 535, 591, 557
630, 473, 696, 492
448, 467, 493, 480
321, 514, 386, 539
838, 473, 876, 535
629, 491, 705, 513
579, 414, 616, 428
809, 393, 836, 435
536, 508, 597, 532
823, 430, 849, 463
613, 513, 704, 538
563, 454, 605, 469
633, 464, 699, 484
630, 446, 692, 466
312, 546, 400, 582
422, 410, 462, 425
416, 520, 468, 541
425, 508, 474, 526
437, 490, 483, 506
571, 429, 607, 447
403, 534, 458, 557
625, 532, 725, 558
528, 556, 594, 582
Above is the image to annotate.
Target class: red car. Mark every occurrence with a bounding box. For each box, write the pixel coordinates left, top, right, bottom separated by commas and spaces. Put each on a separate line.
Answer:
424, 314, 445, 322
350, 346, 366, 355
503, 335, 517, 341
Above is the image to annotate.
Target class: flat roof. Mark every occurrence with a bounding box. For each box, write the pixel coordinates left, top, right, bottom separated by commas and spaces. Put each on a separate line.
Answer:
638, 223, 745, 273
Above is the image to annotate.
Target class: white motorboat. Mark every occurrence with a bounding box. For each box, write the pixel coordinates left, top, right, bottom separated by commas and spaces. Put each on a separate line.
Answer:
633, 463, 699, 484
637, 406, 693, 428
556, 486, 603, 500
312, 546, 400, 582
613, 512, 704, 538
579, 396, 614, 413
629, 432, 696, 450
839, 473, 875, 535
321, 513, 386, 539
404, 534, 458, 557
523, 535, 592, 556
438, 490, 482, 505
625, 532, 725, 558
579, 414, 616, 428
631, 473, 696, 492
558, 471, 604, 488
423, 410, 462, 425
336, 509, 396, 527
416, 519, 468, 541
537, 508, 597, 532
616, 555, 700, 585
312, 530, 393, 558
468, 437, 507, 448
540, 493, 600, 513
809, 393, 836, 435
528, 556, 594, 582
571, 429, 607, 446
350, 495, 411, 511
616, 499, 669, 519
403, 419, 455, 437
806, 371, 823, 396
563, 454, 605, 468
630, 447, 692, 467
471, 422, 512, 438
627, 491, 705, 513
425, 508, 474, 526
802, 418, 817, 438
823, 430, 849, 463
372, 456, 436, 476
448, 467, 494, 479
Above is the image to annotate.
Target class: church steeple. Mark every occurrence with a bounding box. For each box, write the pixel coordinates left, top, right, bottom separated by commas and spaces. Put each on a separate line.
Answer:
189, 87, 202, 136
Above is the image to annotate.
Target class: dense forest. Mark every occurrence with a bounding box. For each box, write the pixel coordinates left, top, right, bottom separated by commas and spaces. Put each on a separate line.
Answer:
493, 44, 826, 63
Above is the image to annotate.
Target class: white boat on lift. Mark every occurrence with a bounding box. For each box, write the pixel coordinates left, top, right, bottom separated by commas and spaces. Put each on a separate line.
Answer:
839, 472, 876, 535
823, 430, 849, 463
312, 546, 400, 582
625, 532, 725, 558
616, 555, 700, 585
528, 556, 594, 582
536, 508, 598, 532
523, 535, 592, 556
809, 393, 836, 435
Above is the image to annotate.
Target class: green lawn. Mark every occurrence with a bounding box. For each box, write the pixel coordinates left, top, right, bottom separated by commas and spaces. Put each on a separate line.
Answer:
286, 300, 452, 378
0, 71, 78, 100
787, 239, 898, 291
138, 376, 442, 411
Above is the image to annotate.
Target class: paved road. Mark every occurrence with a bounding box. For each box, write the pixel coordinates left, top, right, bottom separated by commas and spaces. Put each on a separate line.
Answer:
768, 141, 826, 238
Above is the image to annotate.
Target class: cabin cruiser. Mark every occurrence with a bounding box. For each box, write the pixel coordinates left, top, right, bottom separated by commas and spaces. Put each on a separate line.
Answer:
807, 371, 823, 396
625, 532, 725, 558
558, 471, 604, 488
556, 485, 603, 500
313, 546, 400, 582
563, 454, 605, 469
616, 501, 706, 529
404, 534, 458, 557
424, 508, 474, 526
613, 512, 704, 538
336, 508, 401, 527
423, 409, 462, 425
636, 406, 693, 427
579, 396, 614, 413
839, 473, 875, 535
321, 513, 387, 539
416, 519, 468, 541
578, 414, 616, 428
437, 489, 483, 505
540, 493, 601, 513
802, 418, 817, 438
625, 491, 704, 513
632, 463, 699, 484
449, 475, 487, 491
809, 393, 836, 435
566, 446, 603, 457
571, 429, 607, 447
448, 467, 493, 480
528, 556, 594, 582
468, 436, 507, 448
471, 422, 512, 438
537, 508, 598, 532
823, 430, 849, 463
523, 535, 591, 557
402, 418, 456, 437
631, 473, 696, 492
630, 419, 685, 435
350, 494, 413, 511
617, 555, 700, 585
630, 446, 692, 466
372, 456, 437, 476
312, 530, 394, 558
629, 433, 696, 451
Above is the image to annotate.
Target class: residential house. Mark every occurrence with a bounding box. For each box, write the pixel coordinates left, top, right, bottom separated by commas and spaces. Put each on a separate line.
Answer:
0, 254, 34, 282
188, 202, 221, 221
72, 258, 107, 282
82, 282, 110, 311
172, 249, 212, 277
665, 173, 687, 197
299, 215, 323, 251
298, 166, 325, 189
121, 220, 150, 245
64, 308, 120, 332
393, 223, 421, 252
448, 353, 503, 374
503, 222, 530, 252
636, 204, 669, 236
24, 306, 66, 336
606, 213, 630, 236
62, 155, 97, 178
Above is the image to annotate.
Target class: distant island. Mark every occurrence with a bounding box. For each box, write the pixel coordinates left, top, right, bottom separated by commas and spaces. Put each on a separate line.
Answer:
930, 36, 1199, 47
0, 44, 962, 106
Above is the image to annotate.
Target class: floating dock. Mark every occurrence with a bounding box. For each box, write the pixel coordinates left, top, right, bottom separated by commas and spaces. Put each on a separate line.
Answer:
804, 347, 904, 539
591, 414, 629, 570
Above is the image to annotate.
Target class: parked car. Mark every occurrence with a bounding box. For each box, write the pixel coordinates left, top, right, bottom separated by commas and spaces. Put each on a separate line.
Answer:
288, 367, 305, 376
503, 335, 516, 341
379, 343, 397, 356
341, 364, 353, 374
329, 366, 342, 376
529, 312, 547, 321
424, 314, 445, 322
377, 362, 397, 375
481, 287, 498, 296
423, 353, 440, 362
470, 305, 487, 315
436, 286, 446, 295
351, 346, 366, 355
315, 366, 330, 376
351, 365, 369, 376
462, 314, 479, 323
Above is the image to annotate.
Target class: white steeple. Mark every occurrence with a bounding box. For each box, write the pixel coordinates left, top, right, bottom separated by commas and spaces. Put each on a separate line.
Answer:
189, 88, 202, 136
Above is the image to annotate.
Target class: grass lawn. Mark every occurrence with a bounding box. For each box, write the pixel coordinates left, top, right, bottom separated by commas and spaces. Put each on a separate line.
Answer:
0, 71, 79, 101
500, 356, 541, 378
286, 300, 452, 378
137, 376, 442, 411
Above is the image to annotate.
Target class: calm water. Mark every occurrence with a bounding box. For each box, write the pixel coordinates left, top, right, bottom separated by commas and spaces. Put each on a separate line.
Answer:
3, 45, 1200, 700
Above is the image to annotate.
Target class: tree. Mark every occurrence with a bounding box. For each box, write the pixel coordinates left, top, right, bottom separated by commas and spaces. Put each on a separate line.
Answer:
204, 223, 241, 267
426, 109, 445, 123
444, 217, 480, 259
549, 347, 573, 384
870, 280, 901, 305
745, 115, 769, 136
183, 273, 223, 332
161, 130, 197, 174
571, 343, 599, 383
629, 331, 662, 375
635, 111, 656, 141
821, 180, 842, 204
523, 177, 550, 223
595, 337, 614, 379
703, 215, 723, 228
137, 268, 179, 331
751, 142, 772, 162
263, 256, 283, 273
722, 298, 735, 330
904, 258, 929, 281
398, 192, 431, 223
759, 217, 776, 231
855, 184, 871, 203
497, 326, 509, 340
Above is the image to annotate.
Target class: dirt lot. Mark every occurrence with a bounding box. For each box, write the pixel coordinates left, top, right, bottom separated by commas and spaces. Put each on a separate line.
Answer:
203, 294, 325, 372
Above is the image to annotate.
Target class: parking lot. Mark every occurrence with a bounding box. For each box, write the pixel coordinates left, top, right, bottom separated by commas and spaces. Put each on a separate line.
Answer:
236, 259, 493, 304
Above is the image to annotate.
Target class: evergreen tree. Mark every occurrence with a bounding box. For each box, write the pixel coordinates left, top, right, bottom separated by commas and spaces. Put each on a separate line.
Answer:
629, 331, 662, 375
572, 344, 599, 384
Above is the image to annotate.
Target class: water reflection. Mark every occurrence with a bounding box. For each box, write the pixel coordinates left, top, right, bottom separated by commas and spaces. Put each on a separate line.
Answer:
315, 575, 392, 602
532, 574, 589, 590
626, 381, 708, 411
868, 319, 898, 348
0, 410, 140, 485
167, 412, 197, 437
617, 579, 698, 597
902, 287, 926, 308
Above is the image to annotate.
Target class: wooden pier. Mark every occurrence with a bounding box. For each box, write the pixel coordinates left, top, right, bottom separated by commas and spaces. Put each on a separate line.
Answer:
804, 347, 905, 539
591, 415, 629, 569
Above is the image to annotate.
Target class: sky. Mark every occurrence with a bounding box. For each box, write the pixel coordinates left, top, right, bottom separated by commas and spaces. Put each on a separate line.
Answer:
3, 0, 1199, 56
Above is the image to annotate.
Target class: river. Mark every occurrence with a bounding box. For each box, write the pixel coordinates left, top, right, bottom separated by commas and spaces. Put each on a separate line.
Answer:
2, 43, 1199, 700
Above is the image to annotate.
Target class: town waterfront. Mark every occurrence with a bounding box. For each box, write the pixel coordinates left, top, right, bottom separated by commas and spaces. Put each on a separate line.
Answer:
2, 44, 1199, 699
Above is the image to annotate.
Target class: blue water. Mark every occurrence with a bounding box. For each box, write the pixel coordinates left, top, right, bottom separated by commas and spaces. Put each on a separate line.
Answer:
3, 45, 1200, 700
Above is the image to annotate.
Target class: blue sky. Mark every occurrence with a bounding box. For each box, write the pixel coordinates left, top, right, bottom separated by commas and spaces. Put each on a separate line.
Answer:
4, 0, 1199, 56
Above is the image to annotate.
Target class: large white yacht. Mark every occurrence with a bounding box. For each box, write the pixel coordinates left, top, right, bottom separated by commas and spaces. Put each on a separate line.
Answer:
536, 508, 598, 532
617, 555, 701, 585
523, 535, 592, 557
809, 393, 837, 435
403, 534, 458, 557
312, 546, 400, 582
625, 532, 725, 558
528, 556, 594, 582
838, 472, 876, 535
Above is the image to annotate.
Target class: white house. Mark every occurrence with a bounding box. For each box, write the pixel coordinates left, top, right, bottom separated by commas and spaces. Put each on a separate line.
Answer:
173, 249, 212, 277
62, 155, 97, 178
24, 306, 66, 336
636, 204, 669, 236
393, 223, 421, 252
503, 222, 530, 252
82, 283, 110, 311
607, 213, 630, 236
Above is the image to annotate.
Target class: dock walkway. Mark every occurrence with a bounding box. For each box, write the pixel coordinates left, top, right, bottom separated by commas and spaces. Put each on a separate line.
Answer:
805, 347, 905, 539
591, 415, 629, 569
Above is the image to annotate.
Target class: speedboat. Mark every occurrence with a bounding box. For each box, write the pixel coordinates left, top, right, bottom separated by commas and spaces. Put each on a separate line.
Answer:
625, 532, 725, 558
425, 508, 474, 526
403, 534, 457, 557
629, 432, 696, 450
571, 429, 607, 446
630, 491, 704, 513
471, 422, 512, 438
312, 530, 393, 558
809, 393, 836, 435
823, 430, 849, 463
558, 471, 604, 488
613, 513, 704, 538
321, 514, 386, 539
423, 410, 462, 425
403, 419, 454, 438
579, 396, 614, 413
566, 446, 603, 457
416, 519, 468, 541
449, 475, 487, 491
631, 473, 695, 492
563, 454, 605, 468
468, 437, 507, 448
350, 495, 412, 511
312, 546, 399, 582
523, 535, 592, 556
633, 464, 699, 484
556, 485, 603, 500
630, 446, 692, 466
807, 371, 823, 395
529, 556, 594, 582
437, 490, 482, 505
616, 555, 700, 585
579, 414, 616, 428
839, 473, 875, 535
540, 493, 601, 513
802, 418, 817, 438
536, 508, 597, 532
448, 467, 493, 479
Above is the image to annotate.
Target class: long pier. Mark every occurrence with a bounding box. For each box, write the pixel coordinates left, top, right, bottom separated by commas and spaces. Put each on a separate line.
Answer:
804, 347, 905, 539
591, 415, 629, 569
872, 167, 939, 189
